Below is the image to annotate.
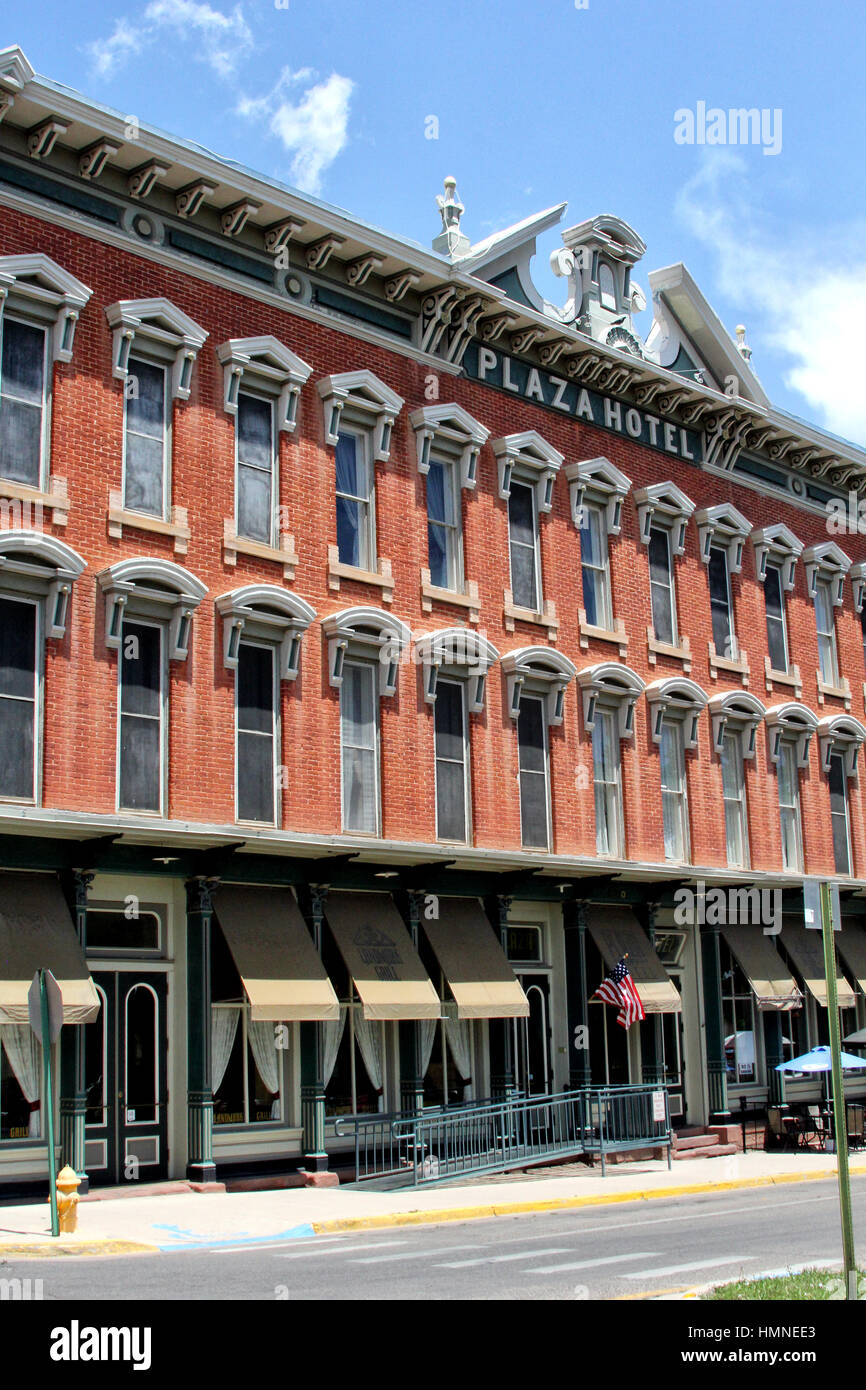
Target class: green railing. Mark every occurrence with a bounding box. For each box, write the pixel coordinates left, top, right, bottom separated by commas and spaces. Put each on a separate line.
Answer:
335, 1085, 672, 1186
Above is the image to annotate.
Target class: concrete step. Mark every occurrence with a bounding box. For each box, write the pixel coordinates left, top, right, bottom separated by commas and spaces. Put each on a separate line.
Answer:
672, 1142, 738, 1160
672, 1133, 720, 1150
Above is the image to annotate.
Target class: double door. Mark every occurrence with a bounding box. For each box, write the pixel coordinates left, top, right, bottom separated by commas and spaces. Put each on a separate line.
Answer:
512, 973, 553, 1096
84, 971, 168, 1185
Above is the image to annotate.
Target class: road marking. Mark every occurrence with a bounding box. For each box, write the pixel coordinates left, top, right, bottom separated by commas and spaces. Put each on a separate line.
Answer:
622, 1254, 757, 1280
436, 1248, 573, 1268
352, 1244, 478, 1264
542, 1192, 840, 1240
528, 1251, 659, 1274
213, 1236, 352, 1255
274, 1240, 410, 1259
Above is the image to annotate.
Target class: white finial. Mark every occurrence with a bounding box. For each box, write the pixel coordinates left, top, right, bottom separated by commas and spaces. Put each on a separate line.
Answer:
433, 177, 470, 259
735, 324, 752, 362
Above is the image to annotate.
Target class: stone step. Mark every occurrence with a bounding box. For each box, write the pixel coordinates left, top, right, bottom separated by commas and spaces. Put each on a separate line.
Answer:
672, 1132, 719, 1150
672, 1142, 739, 1160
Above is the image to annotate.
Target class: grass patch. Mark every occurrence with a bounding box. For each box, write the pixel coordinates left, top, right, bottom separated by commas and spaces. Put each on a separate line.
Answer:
705, 1269, 864, 1300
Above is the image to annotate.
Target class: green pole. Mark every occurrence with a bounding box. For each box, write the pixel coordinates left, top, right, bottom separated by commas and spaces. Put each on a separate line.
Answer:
820, 881, 857, 1299
40, 970, 59, 1238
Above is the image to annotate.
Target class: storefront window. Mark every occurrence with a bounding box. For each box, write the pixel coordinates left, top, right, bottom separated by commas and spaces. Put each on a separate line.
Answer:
1, 1030, 41, 1140
721, 942, 758, 1084
211, 922, 283, 1126
586, 937, 629, 1084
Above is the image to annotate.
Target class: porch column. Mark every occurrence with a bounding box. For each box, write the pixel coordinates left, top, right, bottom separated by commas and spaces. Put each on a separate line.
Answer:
641, 903, 667, 1086
399, 891, 425, 1114
300, 886, 328, 1170
764, 1011, 787, 1108
563, 901, 591, 1088
485, 894, 517, 1100
700, 921, 730, 1121
186, 877, 217, 1183
59, 868, 93, 1193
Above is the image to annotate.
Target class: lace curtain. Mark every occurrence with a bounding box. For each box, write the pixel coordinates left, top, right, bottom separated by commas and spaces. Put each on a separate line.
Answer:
211, 1007, 240, 1095
249, 1020, 282, 1121
353, 1010, 384, 1109
2, 1027, 41, 1137
322, 1007, 347, 1087
418, 1018, 438, 1079
445, 1017, 472, 1092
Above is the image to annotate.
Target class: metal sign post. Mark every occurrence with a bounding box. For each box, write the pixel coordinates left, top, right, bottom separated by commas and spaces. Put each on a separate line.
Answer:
819, 882, 857, 1299
27, 970, 63, 1238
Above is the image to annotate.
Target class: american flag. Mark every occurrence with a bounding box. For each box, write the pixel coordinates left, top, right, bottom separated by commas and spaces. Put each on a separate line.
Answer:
592, 956, 645, 1030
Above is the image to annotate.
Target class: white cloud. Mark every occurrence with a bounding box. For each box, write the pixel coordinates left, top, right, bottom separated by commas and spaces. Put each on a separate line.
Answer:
238, 67, 354, 195
676, 153, 866, 447
86, 0, 253, 80
86, 19, 145, 78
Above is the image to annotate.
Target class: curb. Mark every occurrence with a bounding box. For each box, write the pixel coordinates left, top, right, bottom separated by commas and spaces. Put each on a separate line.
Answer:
0, 1240, 159, 1259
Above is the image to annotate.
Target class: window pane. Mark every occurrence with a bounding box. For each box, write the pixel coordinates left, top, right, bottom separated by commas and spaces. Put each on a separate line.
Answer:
436, 759, 466, 842
0, 399, 42, 486
648, 528, 674, 643
124, 432, 165, 515
126, 359, 165, 437
2, 319, 45, 403
341, 665, 377, 832
509, 483, 538, 611
238, 729, 275, 823
119, 623, 161, 813
426, 459, 453, 525
237, 646, 273, 735
0, 597, 36, 800
510, 541, 537, 610
0, 319, 45, 486
237, 394, 273, 470
337, 496, 363, 567
660, 724, 685, 861
434, 681, 464, 763
435, 682, 466, 842
508, 482, 535, 545
335, 432, 362, 497
238, 463, 272, 542
119, 715, 160, 811
0, 697, 35, 799
237, 646, 274, 824
517, 697, 545, 773
427, 521, 449, 588
708, 547, 733, 658
764, 567, 788, 671
120, 624, 160, 718
518, 698, 548, 848
0, 597, 36, 700
829, 754, 851, 874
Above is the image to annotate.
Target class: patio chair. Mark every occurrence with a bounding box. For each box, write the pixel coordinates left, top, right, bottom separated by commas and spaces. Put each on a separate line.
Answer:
847, 1104, 865, 1151
767, 1106, 797, 1152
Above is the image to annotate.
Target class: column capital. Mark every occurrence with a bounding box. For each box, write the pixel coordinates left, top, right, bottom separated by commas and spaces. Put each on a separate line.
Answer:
186, 876, 219, 916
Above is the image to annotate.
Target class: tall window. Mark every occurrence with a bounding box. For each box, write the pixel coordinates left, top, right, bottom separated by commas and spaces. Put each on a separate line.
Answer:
123, 357, 168, 517
648, 526, 676, 644
764, 564, 789, 673
708, 546, 735, 659
0, 317, 47, 488
592, 708, 622, 857
335, 430, 373, 569
721, 941, 758, 1084
426, 456, 461, 591
211, 924, 284, 1127
720, 731, 748, 868
580, 504, 612, 629
434, 678, 469, 842
236, 392, 275, 544
118, 620, 163, 814
660, 721, 688, 862
517, 696, 549, 849
340, 662, 378, 833
508, 481, 540, 611
236, 644, 277, 825
0, 596, 37, 800
814, 580, 839, 686
778, 742, 803, 872
828, 752, 852, 875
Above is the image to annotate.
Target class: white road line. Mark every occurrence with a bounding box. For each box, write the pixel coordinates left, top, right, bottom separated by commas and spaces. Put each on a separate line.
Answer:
436, 1248, 573, 1268
273, 1240, 410, 1259
352, 1245, 478, 1264
540, 1192, 841, 1241
622, 1254, 757, 1280
528, 1251, 659, 1275
213, 1236, 353, 1255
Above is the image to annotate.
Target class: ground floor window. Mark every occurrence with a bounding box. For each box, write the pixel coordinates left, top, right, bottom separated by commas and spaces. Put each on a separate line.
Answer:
324, 1005, 384, 1116
211, 921, 284, 1126
721, 942, 759, 1084
424, 1018, 473, 1107
586, 936, 629, 1085
1, 1028, 41, 1139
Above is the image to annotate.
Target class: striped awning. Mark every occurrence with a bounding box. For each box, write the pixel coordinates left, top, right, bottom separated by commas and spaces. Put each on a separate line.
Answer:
214, 885, 340, 1021
422, 898, 529, 1018
720, 924, 802, 1011
780, 922, 857, 1010
587, 907, 682, 1014
325, 893, 441, 1020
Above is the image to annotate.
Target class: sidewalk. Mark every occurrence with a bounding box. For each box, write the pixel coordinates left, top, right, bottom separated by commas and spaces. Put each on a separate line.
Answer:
1, 1151, 861, 1258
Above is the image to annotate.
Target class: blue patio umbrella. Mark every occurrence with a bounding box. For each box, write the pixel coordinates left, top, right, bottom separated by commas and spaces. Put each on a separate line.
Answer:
776, 1045, 866, 1072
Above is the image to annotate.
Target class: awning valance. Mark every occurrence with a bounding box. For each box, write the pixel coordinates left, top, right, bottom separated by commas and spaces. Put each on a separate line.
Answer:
836, 923, 866, 997
0, 873, 100, 1025
780, 921, 857, 1010
720, 924, 802, 1011
422, 898, 529, 1018
325, 893, 440, 1021
587, 907, 682, 1014
215, 885, 340, 1021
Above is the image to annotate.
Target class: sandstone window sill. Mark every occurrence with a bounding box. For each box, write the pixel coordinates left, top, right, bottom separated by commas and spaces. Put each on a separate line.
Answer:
579, 610, 628, 657
420, 570, 480, 623
817, 673, 851, 709
0, 475, 70, 527
224, 521, 299, 580
110, 499, 190, 554
647, 628, 691, 672
328, 545, 394, 602
504, 592, 558, 637
764, 657, 802, 699
709, 643, 750, 686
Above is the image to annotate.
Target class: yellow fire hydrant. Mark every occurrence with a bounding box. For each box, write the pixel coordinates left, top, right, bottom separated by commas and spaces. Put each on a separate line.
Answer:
56, 1165, 81, 1234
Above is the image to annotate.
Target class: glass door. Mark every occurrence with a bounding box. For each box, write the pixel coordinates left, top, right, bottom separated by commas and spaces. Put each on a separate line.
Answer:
85, 971, 168, 1184
660, 974, 686, 1123
513, 974, 552, 1096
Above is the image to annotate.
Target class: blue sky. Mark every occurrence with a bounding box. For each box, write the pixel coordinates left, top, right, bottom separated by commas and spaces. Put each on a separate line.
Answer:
4, 0, 865, 444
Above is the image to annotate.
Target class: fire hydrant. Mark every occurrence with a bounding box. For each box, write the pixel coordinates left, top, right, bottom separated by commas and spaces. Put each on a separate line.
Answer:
56, 1165, 81, 1233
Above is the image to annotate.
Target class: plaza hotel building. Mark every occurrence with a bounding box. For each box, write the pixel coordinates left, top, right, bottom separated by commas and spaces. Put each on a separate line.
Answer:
1, 45, 865, 1192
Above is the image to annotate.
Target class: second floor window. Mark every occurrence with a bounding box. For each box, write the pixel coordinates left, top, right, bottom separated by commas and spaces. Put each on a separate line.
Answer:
764, 564, 789, 673
814, 579, 839, 686
508, 481, 540, 611
0, 317, 47, 488
426, 456, 461, 591
434, 678, 469, 842
592, 707, 622, 857
660, 721, 688, 862
118, 620, 164, 815
648, 526, 677, 644
708, 546, 735, 660
340, 661, 378, 834
517, 695, 549, 849
777, 741, 803, 872
335, 430, 374, 569
828, 752, 852, 876
236, 643, 277, 825
124, 357, 168, 517
0, 596, 36, 801
580, 504, 612, 629
720, 731, 748, 868
236, 392, 275, 544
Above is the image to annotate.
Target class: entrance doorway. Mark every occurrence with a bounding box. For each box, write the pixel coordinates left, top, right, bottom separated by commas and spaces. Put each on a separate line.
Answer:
513, 974, 552, 1095
661, 973, 686, 1122
83, 971, 168, 1184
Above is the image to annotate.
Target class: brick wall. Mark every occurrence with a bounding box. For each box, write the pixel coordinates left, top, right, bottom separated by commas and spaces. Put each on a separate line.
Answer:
5, 204, 866, 876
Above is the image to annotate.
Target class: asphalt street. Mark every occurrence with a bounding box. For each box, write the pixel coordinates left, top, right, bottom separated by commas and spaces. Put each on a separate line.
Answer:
5, 1175, 866, 1300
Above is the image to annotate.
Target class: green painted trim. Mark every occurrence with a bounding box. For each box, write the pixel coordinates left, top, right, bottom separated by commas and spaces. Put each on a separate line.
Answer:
314, 284, 413, 338
168, 227, 274, 283
0, 156, 120, 224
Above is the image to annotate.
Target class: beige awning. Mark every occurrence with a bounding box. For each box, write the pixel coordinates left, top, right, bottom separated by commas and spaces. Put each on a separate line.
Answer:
836, 923, 866, 997
587, 906, 682, 1014
422, 899, 529, 1019
0, 873, 100, 1025
781, 921, 857, 1010
325, 893, 441, 1020
720, 925, 803, 1011
215, 885, 340, 1021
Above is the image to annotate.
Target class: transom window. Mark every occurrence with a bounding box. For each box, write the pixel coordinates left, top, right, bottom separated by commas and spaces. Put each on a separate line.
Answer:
335, 430, 374, 570
580, 503, 612, 630
0, 317, 48, 489
517, 695, 550, 850
236, 642, 278, 825
124, 356, 168, 518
